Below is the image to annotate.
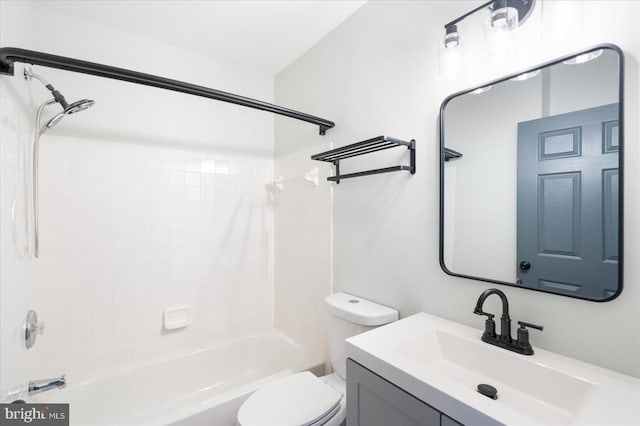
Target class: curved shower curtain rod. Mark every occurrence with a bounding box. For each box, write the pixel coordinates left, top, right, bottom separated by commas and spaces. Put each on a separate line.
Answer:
0, 47, 335, 135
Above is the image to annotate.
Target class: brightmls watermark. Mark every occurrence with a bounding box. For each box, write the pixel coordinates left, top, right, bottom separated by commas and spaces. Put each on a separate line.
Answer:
0, 404, 68, 426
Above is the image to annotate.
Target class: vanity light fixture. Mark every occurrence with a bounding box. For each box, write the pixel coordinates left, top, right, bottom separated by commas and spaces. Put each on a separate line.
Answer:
443, 0, 535, 48
509, 69, 540, 81
562, 49, 603, 65
444, 24, 460, 48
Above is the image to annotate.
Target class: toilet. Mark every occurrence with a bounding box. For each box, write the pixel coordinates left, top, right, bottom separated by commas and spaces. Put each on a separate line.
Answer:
237, 292, 398, 426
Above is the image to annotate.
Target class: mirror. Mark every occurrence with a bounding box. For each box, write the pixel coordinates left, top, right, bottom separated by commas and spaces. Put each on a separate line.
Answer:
439, 45, 623, 301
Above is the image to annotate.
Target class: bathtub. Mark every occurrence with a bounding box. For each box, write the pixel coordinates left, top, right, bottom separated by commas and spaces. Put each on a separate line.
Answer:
30, 330, 322, 426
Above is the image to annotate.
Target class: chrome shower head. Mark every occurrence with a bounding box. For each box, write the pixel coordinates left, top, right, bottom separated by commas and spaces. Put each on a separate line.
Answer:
39, 112, 64, 135
64, 99, 95, 115
37, 99, 95, 135
25, 67, 95, 118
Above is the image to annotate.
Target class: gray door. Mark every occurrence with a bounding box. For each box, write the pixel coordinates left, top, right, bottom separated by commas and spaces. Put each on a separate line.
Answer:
517, 103, 619, 299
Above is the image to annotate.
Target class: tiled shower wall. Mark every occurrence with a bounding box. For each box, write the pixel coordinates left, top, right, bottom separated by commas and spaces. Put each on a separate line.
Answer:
0, 68, 275, 389
273, 145, 333, 363
1, 0, 338, 394
0, 0, 283, 393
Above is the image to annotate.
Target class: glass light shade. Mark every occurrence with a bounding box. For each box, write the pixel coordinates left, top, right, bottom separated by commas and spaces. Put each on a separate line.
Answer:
491, 6, 519, 31
444, 32, 460, 48
510, 70, 541, 82
562, 49, 604, 65
472, 85, 492, 95
444, 24, 460, 48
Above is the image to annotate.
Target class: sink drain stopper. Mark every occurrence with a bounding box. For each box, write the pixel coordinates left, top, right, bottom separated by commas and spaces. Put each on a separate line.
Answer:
477, 383, 498, 400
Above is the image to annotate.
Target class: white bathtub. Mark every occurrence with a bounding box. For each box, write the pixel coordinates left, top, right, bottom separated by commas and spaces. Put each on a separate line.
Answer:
30, 330, 322, 426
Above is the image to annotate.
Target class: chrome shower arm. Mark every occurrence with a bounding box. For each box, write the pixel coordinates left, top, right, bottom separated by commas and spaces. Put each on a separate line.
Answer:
24, 66, 70, 109
24, 67, 50, 86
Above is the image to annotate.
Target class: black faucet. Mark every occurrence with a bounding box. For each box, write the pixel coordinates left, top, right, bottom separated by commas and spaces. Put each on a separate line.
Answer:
473, 288, 543, 355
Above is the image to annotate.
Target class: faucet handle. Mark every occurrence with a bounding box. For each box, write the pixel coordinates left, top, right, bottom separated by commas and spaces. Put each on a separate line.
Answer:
517, 321, 543, 354
474, 309, 496, 338
518, 321, 543, 331
25, 310, 45, 349
29, 321, 45, 335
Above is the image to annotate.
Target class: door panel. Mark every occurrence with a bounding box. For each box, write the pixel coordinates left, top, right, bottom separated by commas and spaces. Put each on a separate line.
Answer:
517, 103, 619, 299
603, 169, 619, 263
537, 172, 581, 257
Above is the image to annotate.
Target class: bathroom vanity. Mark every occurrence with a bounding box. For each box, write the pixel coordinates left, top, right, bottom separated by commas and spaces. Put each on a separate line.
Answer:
345, 313, 640, 426
347, 358, 461, 426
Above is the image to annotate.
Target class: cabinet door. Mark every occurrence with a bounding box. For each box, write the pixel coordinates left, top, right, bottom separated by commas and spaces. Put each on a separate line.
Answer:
441, 414, 464, 426
346, 358, 441, 426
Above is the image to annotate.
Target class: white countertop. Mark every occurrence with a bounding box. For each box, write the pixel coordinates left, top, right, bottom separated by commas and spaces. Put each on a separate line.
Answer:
346, 312, 640, 426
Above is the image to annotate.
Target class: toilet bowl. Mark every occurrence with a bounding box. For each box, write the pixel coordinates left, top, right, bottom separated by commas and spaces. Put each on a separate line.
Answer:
237, 292, 398, 426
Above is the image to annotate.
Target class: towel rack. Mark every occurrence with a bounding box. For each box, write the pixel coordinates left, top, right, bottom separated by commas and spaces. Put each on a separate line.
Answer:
311, 135, 415, 183
444, 147, 463, 161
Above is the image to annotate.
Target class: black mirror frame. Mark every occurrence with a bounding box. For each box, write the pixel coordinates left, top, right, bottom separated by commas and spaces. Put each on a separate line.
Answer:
438, 43, 625, 302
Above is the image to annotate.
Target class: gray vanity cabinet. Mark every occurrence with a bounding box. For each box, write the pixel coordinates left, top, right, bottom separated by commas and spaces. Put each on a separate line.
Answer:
441, 414, 463, 426
346, 358, 463, 426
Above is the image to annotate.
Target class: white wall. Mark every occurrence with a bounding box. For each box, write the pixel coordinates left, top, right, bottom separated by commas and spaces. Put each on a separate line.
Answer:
444, 77, 540, 281
275, 0, 640, 377
0, 1, 275, 391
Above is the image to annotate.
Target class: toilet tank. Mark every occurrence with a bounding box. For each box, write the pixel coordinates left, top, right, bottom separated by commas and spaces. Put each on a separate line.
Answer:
324, 293, 398, 379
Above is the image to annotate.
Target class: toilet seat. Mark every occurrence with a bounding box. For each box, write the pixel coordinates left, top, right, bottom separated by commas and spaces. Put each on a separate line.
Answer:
237, 372, 343, 426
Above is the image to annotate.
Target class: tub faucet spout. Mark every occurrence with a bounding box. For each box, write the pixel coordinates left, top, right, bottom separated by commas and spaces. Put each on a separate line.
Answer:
28, 375, 66, 395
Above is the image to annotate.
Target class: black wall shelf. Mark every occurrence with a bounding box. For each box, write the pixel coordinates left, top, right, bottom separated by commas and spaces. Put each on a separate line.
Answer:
444, 147, 463, 161
311, 135, 416, 183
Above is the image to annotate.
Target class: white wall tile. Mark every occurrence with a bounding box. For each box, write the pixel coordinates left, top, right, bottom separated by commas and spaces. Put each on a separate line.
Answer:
1, 117, 276, 389
274, 145, 333, 360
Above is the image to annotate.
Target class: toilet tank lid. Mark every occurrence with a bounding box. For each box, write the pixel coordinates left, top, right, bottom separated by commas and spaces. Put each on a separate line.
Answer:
324, 293, 398, 326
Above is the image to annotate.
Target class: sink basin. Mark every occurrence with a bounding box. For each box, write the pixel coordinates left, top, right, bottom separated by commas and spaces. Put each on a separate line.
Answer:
396, 329, 593, 424
346, 313, 640, 426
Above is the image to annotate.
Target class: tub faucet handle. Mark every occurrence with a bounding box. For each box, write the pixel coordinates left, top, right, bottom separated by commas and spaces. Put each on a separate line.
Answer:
25, 310, 45, 349
29, 321, 45, 335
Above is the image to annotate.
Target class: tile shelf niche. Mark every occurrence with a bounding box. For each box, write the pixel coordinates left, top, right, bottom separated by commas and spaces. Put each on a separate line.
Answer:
311, 135, 416, 183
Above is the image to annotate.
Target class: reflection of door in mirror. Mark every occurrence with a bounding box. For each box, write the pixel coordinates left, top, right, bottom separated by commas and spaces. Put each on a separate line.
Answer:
517, 103, 619, 299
